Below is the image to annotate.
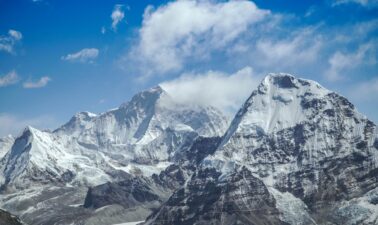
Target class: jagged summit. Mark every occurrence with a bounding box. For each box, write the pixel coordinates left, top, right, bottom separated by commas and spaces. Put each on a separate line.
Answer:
56, 86, 165, 134
124, 85, 165, 107
260, 73, 326, 91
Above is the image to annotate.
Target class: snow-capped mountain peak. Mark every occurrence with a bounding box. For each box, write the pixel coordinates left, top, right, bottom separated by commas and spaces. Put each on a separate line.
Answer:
148, 74, 378, 225
211, 73, 377, 173
0, 85, 229, 191
221, 73, 332, 145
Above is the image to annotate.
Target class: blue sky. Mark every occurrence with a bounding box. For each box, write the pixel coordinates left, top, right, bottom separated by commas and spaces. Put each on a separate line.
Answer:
0, 0, 377, 136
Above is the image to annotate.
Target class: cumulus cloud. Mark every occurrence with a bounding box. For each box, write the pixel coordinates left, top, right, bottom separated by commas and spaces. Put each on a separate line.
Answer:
61, 48, 99, 63
160, 67, 260, 114
128, 0, 269, 75
23, 76, 51, 88
0, 70, 19, 87
0, 29, 22, 54
111, 4, 125, 31
326, 42, 376, 81
0, 113, 59, 136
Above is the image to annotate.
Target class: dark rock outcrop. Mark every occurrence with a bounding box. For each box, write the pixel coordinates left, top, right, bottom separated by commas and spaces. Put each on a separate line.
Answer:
0, 209, 24, 225
84, 176, 166, 209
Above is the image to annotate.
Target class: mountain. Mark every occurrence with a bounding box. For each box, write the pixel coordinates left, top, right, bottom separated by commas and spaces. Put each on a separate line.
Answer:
2, 74, 377, 225
0, 86, 229, 225
79, 135, 223, 224
145, 74, 378, 225
0, 135, 14, 160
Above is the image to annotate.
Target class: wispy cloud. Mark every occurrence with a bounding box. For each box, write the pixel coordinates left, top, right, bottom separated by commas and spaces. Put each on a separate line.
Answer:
111, 4, 125, 31
160, 67, 259, 114
0, 70, 20, 87
61, 48, 99, 63
346, 77, 378, 122
23, 76, 51, 88
325, 42, 376, 81
0, 29, 22, 54
350, 78, 378, 101
254, 27, 323, 69
8, 30, 22, 40
332, 0, 378, 8
0, 113, 59, 136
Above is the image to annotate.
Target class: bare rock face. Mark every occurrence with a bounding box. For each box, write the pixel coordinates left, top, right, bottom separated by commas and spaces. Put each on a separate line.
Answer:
81, 136, 223, 223
146, 167, 287, 225
83, 176, 165, 210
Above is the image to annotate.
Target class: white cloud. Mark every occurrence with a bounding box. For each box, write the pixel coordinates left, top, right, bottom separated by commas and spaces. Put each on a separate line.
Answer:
326, 42, 376, 81
0, 113, 59, 136
0, 29, 22, 54
61, 48, 99, 63
101, 26, 106, 34
23, 76, 51, 88
111, 4, 125, 31
0, 70, 19, 87
129, 0, 269, 75
160, 67, 260, 114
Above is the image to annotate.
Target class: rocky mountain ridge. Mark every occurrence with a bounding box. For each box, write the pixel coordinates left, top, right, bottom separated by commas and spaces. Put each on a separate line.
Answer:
146, 74, 378, 225
0, 85, 229, 224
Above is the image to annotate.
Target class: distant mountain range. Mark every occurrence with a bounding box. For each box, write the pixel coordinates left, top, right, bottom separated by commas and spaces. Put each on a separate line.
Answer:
0, 74, 377, 225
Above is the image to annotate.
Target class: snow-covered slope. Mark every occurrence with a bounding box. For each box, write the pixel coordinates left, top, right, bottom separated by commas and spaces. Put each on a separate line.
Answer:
0, 126, 124, 190
147, 74, 378, 225
0, 86, 229, 225
0, 135, 14, 160
55, 86, 226, 143
0, 86, 228, 191
207, 73, 377, 174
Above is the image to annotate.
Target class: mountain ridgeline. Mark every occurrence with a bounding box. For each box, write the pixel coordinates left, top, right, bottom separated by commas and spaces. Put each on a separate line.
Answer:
0, 74, 377, 225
